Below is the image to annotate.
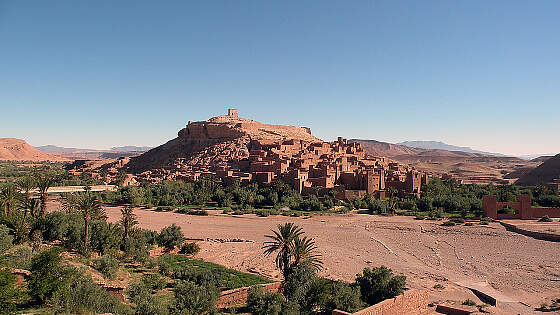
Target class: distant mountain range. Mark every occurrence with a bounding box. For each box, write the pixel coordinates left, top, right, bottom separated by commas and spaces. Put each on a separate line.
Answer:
395, 141, 555, 160
34, 145, 152, 159
396, 141, 507, 157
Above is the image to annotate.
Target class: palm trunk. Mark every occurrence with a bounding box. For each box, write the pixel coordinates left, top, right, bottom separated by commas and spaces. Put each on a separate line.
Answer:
282, 251, 290, 279
6, 201, 11, 216
40, 194, 47, 217
84, 214, 90, 251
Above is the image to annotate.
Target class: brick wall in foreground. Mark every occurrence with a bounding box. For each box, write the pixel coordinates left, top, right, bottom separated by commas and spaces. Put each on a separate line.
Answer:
332, 289, 429, 315
216, 281, 282, 309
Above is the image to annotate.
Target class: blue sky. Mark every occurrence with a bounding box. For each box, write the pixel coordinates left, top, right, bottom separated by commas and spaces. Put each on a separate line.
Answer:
0, 1, 558, 156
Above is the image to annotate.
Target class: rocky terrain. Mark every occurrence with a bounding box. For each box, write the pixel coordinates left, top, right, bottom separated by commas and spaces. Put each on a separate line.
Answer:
516, 154, 560, 185
124, 112, 321, 173
0, 138, 68, 161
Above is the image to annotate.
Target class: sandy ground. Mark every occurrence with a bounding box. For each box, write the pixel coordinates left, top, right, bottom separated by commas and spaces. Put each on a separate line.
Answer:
101, 206, 560, 314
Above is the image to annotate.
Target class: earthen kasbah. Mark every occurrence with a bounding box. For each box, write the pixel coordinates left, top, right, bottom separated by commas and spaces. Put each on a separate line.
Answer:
70, 109, 429, 200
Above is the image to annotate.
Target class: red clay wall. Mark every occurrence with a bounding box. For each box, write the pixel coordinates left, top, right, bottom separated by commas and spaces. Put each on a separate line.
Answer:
216, 282, 282, 309
483, 195, 560, 219
332, 289, 428, 315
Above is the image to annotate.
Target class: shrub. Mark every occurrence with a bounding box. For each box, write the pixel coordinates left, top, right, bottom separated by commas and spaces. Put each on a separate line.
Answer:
462, 299, 476, 306
441, 221, 456, 226
0, 269, 24, 314
173, 280, 220, 314
539, 216, 553, 222
179, 242, 200, 256
0, 224, 13, 253
141, 273, 167, 291
173, 265, 223, 288
324, 280, 364, 313
433, 284, 445, 289
2, 245, 33, 269
49, 268, 127, 314
90, 220, 123, 255
246, 286, 285, 315
157, 224, 185, 250
450, 217, 465, 224
93, 255, 119, 279
28, 248, 69, 304
355, 266, 406, 305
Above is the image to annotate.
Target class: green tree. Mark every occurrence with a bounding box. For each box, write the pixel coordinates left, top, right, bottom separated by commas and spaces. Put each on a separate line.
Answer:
246, 286, 285, 315
290, 235, 323, 272
0, 269, 24, 314
0, 224, 13, 253
16, 175, 36, 202
0, 183, 21, 216
120, 205, 138, 241
28, 248, 68, 304
36, 173, 56, 217
173, 280, 220, 315
63, 192, 106, 253
157, 224, 185, 251
355, 266, 406, 305
263, 223, 304, 279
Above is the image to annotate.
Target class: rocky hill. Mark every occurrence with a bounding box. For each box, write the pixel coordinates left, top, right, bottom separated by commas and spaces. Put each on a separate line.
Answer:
516, 154, 560, 185
0, 138, 68, 161
125, 110, 320, 173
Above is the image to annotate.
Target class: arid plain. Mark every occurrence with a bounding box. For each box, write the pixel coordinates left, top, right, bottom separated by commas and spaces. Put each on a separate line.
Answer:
101, 204, 560, 314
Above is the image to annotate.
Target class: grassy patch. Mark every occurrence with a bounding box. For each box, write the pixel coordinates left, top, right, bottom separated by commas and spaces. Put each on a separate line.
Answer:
159, 254, 273, 290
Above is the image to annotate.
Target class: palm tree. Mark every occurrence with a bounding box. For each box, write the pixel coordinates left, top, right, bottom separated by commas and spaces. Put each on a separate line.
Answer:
17, 176, 36, 202
36, 173, 55, 217
120, 205, 138, 241
63, 192, 106, 252
263, 222, 303, 279
290, 235, 323, 272
0, 183, 21, 216
21, 197, 41, 218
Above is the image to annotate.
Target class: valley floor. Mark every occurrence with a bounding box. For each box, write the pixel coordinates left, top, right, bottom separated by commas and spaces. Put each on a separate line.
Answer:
102, 206, 560, 314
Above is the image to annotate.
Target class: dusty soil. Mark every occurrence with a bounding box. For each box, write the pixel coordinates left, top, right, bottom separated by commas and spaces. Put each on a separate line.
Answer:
102, 207, 560, 314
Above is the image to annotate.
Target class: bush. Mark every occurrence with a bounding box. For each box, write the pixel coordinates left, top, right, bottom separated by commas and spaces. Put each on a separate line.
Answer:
50, 268, 127, 314
90, 220, 123, 255
246, 286, 285, 315
179, 242, 200, 256
0, 224, 13, 253
462, 299, 476, 306
355, 266, 406, 305
173, 265, 223, 288
141, 273, 167, 291
450, 217, 465, 224
539, 216, 553, 222
157, 224, 185, 250
93, 255, 119, 279
28, 248, 69, 304
173, 280, 220, 314
0, 269, 24, 314
2, 245, 33, 269
441, 221, 456, 226
324, 280, 364, 313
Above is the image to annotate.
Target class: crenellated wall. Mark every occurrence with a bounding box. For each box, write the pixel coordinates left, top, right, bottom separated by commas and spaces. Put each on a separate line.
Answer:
483, 194, 560, 219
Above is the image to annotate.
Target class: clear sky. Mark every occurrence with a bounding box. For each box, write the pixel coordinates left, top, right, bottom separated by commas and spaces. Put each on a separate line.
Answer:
0, 1, 558, 156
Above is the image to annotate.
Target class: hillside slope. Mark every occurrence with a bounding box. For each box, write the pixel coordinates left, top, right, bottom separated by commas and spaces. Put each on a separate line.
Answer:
126, 112, 320, 173
0, 138, 68, 161
516, 154, 560, 185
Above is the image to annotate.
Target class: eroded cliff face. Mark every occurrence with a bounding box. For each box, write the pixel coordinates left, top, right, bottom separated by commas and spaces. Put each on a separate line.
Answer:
125, 114, 319, 173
